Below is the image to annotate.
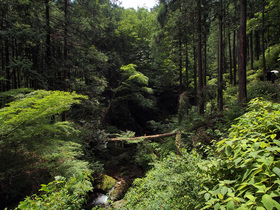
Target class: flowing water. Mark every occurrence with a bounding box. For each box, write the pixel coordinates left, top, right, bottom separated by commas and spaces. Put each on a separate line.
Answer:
92, 194, 108, 205
92, 185, 115, 206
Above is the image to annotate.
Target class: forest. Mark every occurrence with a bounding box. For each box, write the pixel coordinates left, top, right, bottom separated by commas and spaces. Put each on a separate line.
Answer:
1, 0, 280, 209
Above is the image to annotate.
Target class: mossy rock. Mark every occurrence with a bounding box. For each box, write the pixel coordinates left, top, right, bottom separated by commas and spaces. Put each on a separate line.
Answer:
95, 174, 116, 192
110, 180, 129, 201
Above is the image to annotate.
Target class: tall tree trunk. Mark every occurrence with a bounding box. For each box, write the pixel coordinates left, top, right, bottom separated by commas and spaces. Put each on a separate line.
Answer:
62, 0, 69, 121
45, 0, 52, 89
64, 0, 68, 92
238, 0, 247, 104
0, 9, 4, 91
185, 45, 189, 91
222, 1, 226, 74
12, 38, 17, 89
233, 30, 237, 85
217, 0, 223, 111
193, 45, 197, 106
262, 0, 266, 79
203, 34, 207, 87
249, 32, 253, 69
179, 3, 183, 94
255, 30, 260, 60
179, 36, 183, 94
1, 40, 4, 91
197, 0, 203, 114
228, 33, 233, 85
5, 40, 10, 90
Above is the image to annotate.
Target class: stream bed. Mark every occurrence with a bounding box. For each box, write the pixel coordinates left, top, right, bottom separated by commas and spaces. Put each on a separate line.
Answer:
85, 141, 145, 209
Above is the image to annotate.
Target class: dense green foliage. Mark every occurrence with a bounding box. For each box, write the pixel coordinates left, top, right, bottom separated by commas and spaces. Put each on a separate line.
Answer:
16, 174, 92, 210
117, 151, 204, 209
201, 98, 280, 209
1, 0, 280, 209
0, 90, 94, 208
115, 97, 280, 210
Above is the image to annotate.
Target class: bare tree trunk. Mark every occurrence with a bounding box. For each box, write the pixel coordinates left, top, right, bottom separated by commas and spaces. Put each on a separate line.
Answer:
203, 33, 207, 87
233, 30, 237, 85
12, 38, 17, 89
178, 3, 183, 94
185, 45, 189, 91
64, 0, 68, 92
179, 36, 183, 94
5, 40, 10, 90
197, 0, 203, 114
1, 40, 4, 91
228, 33, 233, 84
45, 0, 52, 89
255, 30, 260, 60
222, 1, 226, 74
262, 0, 266, 79
62, 0, 69, 121
217, 0, 223, 111
238, 0, 247, 104
193, 45, 197, 106
250, 32, 253, 69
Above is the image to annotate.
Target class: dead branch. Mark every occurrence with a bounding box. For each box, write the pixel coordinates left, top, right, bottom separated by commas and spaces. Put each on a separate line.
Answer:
109, 132, 176, 141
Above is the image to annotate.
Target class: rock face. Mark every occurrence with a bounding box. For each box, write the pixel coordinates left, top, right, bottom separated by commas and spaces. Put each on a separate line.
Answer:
110, 179, 130, 201
94, 174, 116, 192
85, 174, 116, 209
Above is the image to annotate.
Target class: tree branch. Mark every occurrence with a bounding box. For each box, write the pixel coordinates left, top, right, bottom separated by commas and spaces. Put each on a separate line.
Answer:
109, 132, 176, 141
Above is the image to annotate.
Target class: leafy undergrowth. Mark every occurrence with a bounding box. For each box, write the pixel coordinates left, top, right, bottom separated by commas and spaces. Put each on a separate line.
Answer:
201, 97, 280, 209
15, 174, 92, 210
115, 151, 204, 210
6, 94, 280, 209
114, 97, 280, 210
0, 90, 95, 209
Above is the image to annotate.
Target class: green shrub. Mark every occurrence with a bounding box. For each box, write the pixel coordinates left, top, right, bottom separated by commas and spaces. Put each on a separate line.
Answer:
114, 98, 280, 210
0, 88, 33, 108
0, 90, 91, 208
200, 98, 280, 209
247, 81, 279, 101
247, 69, 262, 83
16, 173, 93, 210
116, 151, 205, 210
254, 44, 280, 70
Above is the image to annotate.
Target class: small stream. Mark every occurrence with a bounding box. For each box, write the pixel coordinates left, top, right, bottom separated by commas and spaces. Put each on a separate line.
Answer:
86, 141, 145, 209
92, 194, 108, 206
92, 185, 115, 206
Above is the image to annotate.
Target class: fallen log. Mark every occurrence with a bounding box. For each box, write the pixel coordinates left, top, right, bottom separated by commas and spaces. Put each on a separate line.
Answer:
109, 132, 176, 141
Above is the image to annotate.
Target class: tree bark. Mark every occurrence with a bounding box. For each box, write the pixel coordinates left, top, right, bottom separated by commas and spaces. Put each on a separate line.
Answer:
1, 39, 4, 91
64, 0, 69, 91
197, 0, 204, 114
262, 0, 266, 79
179, 3, 183, 94
217, 0, 223, 111
203, 33, 207, 87
179, 36, 183, 94
185, 45, 189, 91
193, 45, 197, 106
45, 0, 52, 89
228, 33, 233, 85
249, 32, 253, 69
255, 30, 260, 61
238, 0, 247, 104
5, 40, 10, 90
233, 30, 237, 85
62, 0, 69, 121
